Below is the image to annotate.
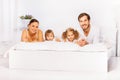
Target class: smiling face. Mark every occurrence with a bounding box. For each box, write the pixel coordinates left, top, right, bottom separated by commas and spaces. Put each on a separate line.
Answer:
28, 22, 39, 34
78, 15, 90, 31
46, 33, 54, 41
67, 31, 75, 42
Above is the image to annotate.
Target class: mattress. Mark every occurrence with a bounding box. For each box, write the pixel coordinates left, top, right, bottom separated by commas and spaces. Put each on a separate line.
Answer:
13, 41, 108, 52
9, 42, 109, 72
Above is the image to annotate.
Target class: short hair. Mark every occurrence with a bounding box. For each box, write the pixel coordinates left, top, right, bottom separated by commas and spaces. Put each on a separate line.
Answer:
78, 13, 90, 21
45, 29, 54, 40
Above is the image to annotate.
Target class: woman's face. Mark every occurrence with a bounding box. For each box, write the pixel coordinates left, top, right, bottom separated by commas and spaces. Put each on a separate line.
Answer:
67, 31, 75, 42
46, 33, 54, 41
28, 22, 39, 34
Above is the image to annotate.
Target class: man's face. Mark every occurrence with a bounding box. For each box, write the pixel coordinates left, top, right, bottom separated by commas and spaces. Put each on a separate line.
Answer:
79, 16, 90, 30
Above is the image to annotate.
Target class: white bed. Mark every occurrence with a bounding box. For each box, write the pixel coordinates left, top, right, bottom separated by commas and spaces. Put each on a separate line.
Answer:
9, 42, 109, 73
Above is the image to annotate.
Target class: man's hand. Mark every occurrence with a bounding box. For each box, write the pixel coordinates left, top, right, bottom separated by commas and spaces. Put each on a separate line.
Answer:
78, 39, 88, 47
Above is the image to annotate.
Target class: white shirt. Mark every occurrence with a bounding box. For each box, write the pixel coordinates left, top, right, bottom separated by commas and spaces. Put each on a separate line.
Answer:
79, 25, 100, 44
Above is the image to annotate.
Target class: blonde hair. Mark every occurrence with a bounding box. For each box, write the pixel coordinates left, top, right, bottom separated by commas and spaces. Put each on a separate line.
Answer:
45, 29, 54, 40
62, 28, 79, 40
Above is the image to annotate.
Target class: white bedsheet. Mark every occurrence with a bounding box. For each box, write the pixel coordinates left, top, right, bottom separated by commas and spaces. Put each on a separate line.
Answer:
14, 42, 107, 52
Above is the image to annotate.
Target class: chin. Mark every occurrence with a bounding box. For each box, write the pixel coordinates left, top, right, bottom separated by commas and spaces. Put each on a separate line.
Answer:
32, 31, 37, 33
69, 40, 73, 42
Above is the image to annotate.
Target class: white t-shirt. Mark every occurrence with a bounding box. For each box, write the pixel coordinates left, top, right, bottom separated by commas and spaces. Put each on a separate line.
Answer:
79, 25, 100, 44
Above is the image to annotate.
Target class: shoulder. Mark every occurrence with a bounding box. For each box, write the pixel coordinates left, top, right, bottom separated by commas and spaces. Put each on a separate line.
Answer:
91, 25, 100, 32
38, 29, 43, 33
22, 29, 27, 34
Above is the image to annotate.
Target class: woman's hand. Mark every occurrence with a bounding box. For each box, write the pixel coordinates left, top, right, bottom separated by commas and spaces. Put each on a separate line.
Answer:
55, 38, 61, 42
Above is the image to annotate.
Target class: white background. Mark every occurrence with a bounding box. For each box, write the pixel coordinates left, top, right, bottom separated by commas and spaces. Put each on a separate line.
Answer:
0, 0, 120, 55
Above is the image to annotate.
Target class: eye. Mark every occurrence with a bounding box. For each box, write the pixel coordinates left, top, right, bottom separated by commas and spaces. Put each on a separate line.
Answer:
36, 26, 38, 28
84, 19, 88, 22
80, 20, 83, 23
68, 35, 70, 37
32, 25, 35, 27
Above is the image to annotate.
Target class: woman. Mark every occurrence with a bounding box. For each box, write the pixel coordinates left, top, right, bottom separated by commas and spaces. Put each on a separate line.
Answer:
21, 19, 44, 42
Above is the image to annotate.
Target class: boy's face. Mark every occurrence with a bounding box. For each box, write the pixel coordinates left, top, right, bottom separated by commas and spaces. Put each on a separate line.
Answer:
67, 31, 75, 42
46, 33, 54, 41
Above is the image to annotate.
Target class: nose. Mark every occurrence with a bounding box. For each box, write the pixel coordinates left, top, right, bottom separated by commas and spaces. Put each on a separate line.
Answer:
34, 27, 38, 30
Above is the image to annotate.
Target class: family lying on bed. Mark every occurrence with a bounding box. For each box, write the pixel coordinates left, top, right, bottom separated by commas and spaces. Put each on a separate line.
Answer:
21, 12, 100, 47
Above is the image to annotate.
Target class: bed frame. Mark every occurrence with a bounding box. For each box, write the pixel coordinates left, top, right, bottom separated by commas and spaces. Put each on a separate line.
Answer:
9, 49, 108, 73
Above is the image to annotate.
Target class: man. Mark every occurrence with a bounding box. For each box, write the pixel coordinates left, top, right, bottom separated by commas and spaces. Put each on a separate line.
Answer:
78, 13, 100, 46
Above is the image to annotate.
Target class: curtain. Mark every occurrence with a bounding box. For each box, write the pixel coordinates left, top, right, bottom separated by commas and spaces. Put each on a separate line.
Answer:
0, 0, 17, 41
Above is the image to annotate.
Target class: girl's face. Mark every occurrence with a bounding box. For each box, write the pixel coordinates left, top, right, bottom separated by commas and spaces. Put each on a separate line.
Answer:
28, 22, 39, 34
67, 31, 75, 42
46, 33, 54, 41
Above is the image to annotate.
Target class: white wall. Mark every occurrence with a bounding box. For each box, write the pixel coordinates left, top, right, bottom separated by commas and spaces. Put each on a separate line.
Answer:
0, 0, 3, 41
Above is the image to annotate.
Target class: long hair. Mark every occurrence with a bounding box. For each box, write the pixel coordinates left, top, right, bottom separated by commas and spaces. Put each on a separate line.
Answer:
62, 28, 79, 40
28, 19, 39, 26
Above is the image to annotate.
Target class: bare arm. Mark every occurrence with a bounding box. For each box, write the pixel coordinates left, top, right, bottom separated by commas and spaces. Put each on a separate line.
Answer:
55, 38, 61, 42
21, 30, 28, 42
38, 29, 44, 42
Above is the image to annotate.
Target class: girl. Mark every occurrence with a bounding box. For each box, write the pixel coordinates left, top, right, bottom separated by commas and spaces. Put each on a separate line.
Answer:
21, 19, 44, 42
62, 28, 79, 43
45, 29, 61, 42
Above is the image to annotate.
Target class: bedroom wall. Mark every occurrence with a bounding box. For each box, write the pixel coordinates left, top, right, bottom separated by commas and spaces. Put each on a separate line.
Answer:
0, 1, 3, 42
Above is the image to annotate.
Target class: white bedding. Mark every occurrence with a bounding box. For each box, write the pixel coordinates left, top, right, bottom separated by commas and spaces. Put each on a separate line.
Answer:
14, 42, 107, 52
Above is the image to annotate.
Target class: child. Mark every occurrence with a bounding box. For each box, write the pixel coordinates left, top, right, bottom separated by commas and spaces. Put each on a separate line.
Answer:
45, 29, 61, 42
62, 27, 79, 43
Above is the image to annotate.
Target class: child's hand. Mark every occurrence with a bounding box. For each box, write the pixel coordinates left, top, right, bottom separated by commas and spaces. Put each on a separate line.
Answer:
55, 38, 61, 42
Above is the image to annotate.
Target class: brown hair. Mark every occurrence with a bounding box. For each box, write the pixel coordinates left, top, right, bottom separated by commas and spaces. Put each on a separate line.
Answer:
28, 19, 39, 26
62, 28, 79, 41
78, 13, 90, 21
45, 29, 54, 40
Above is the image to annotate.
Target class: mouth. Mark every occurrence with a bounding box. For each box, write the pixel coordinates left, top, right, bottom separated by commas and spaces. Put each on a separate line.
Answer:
82, 24, 88, 29
69, 38, 74, 41
31, 30, 36, 33
82, 24, 87, 27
